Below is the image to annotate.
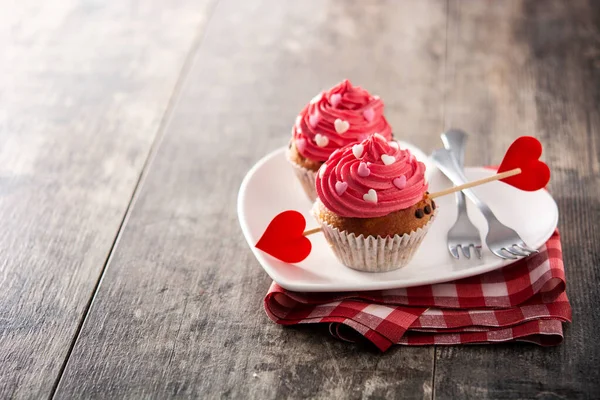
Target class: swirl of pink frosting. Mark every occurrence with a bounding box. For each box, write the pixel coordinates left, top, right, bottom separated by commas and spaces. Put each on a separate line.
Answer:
315, 134, 428, 218
292, 80, 393, 162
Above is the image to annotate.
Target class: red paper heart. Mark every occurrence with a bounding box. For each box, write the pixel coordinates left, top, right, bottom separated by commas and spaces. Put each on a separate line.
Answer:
497, 136, 550, 191
255, 211, 312, 263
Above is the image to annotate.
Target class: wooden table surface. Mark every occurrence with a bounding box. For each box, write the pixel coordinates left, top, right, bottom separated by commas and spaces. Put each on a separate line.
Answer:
1, 0, 599, 398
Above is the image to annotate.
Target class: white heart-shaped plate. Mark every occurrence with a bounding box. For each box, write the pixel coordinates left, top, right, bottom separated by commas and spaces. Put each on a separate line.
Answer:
238, 142, 558, 292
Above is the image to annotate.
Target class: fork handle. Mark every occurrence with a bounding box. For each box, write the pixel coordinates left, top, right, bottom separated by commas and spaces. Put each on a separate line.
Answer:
441, 130, 468, 211
431, 148, 500, 222
441, 129, 467, 166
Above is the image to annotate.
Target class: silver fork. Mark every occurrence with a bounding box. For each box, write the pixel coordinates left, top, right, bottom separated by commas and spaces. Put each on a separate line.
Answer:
431, 145, 539, 260
440, 129, 482, 259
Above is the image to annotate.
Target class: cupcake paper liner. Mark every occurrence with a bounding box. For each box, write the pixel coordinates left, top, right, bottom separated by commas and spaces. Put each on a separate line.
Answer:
287, 151, 318, 202
312, 202, 435, 272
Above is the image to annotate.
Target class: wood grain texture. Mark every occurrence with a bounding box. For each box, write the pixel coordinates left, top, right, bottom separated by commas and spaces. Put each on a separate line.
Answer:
54, 0, 448, 398
0, 1, 215, 398
435, 0, 600, 398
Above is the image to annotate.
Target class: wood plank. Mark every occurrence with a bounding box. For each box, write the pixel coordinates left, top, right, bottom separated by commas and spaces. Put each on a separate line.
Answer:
435, 0, 600, 398
54, 0, 448, 398
0, 1, 216, 398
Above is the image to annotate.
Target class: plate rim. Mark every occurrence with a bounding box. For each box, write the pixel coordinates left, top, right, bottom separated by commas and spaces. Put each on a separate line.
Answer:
238, 146, 559, 292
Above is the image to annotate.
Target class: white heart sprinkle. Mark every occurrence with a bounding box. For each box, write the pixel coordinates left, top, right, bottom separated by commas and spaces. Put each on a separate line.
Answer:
363, 189, 377, 204
389, 141, 399, 150
319, 163, 327, 177
334, 119, 350, 134
315, 134, 329, 147
352, 144, 364, 159
373, 133, 386, 141
381, 154, 395, 165
310, 92, 322, 104
295, 116, 302, 127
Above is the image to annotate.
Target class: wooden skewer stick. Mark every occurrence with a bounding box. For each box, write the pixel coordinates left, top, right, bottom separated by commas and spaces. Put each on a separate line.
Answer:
303, 227, 322, 236
429, 168, 521, 199
301, 167, 522, 235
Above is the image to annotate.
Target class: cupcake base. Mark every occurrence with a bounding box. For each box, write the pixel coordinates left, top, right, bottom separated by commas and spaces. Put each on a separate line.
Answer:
287, 150, 319, 202
313, 201, 435, 272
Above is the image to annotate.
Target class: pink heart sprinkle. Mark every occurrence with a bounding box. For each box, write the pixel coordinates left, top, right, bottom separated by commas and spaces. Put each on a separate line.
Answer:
335, 181, 348, 196
330, 94, 342, 107
309, 112, 320, 128
358, 162, 371, 177
363, 108, 375, 122
296, 137, 307, 154
393, 175, 407, 189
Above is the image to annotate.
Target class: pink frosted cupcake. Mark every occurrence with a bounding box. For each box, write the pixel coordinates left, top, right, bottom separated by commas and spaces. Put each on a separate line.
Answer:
313, 134, 435, 272
288, 80, 393, 201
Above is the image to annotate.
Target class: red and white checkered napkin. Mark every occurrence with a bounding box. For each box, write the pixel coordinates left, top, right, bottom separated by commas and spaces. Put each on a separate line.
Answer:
264, 230, 571, 351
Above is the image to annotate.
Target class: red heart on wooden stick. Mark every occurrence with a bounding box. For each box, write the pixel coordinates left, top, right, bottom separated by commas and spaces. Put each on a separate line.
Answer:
255, 211, 312, 263
498, 136, 550, 191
